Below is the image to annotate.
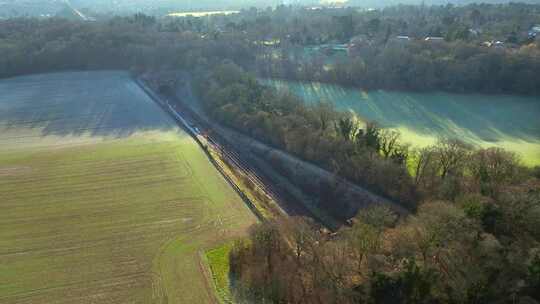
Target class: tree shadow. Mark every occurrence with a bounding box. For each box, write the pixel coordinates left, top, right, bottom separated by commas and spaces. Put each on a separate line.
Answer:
266, 79, 540, 144
0, 71, 176, 140
362, 90, 540, 143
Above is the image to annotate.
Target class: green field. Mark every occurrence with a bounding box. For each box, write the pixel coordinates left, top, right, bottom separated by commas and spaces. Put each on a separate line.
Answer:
205, 242, 235, 304
0, 71, 256, 303
262, 79, 540, 166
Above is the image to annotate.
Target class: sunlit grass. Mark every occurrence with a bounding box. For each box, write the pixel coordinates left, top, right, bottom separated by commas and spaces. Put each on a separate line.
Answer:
393, 126, 540, 169
262, 79, 540, 167
205, 242, 235, 304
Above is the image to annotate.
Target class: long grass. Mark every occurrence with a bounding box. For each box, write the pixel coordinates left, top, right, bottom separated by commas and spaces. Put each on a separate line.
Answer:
205, 242, 235, 304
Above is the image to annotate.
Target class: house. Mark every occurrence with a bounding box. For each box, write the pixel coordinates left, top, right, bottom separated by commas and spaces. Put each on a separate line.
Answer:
319, 44, 350, 56
262, 39, 281, 47
330, 44, 349, 51
387, 36, 411, 47
482, 41, 493, 47
481, 40, 505, 48
349, 34, 370, 45
529, 25, 540, 40
348, 34, 373, 55
493, 40, 505, 48
424, 36, 444, 42
396, 35, 411, 41
469, 28, 482, 37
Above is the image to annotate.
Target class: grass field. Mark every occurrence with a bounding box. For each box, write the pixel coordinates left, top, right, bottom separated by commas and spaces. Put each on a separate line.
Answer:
262, 79, 540, 166
0, 71, 256, 303
205, 242, 235, 304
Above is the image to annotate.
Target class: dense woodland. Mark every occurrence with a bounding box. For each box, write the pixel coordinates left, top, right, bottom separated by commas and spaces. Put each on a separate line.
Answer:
230, 190, 540, 303
197, 62, 538, 205
1, 4, 540, 303
245, 4, 540, 94
0, 15, 254, 79
257, 40, 540, 94
196, 63, 418, 210
199, 63, 540, 303
2, 4, 540, 93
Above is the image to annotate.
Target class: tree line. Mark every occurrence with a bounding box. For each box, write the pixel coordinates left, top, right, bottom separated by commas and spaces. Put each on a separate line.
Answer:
3, 4, 540, 95
147, 3, 540, 94
196, 62, 538, 213
257, 39, 540, 94
240, 4, 540, 94
196, 62, 540, 303
0, 16, 256, 80
230, 187, 540, 303
196, 62, 416, 211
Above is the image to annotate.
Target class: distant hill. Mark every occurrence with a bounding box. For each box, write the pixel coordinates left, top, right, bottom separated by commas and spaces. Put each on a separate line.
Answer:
0, 0, 64, 18
70, 0, 285, 14
0, 0, 91, 19
2, 0, 540, 18
68, 0, 540, 12
0, 0, 289, 17
346, 0, 540, 8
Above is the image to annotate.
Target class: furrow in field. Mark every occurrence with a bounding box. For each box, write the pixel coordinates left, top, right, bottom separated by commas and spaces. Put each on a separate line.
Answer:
0, 71, 257, 303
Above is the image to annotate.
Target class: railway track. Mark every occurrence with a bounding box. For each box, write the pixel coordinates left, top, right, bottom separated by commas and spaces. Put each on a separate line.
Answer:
169, 102, 288, 214
136, 77, 329, 226
136, 79, 295, 214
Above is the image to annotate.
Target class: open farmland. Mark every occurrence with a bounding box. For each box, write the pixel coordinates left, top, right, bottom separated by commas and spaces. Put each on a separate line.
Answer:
262, 79, 540, 167
0, 71, 256, 303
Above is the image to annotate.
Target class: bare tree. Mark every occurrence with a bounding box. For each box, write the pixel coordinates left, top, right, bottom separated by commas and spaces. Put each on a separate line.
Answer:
357, 205, 398, 231
249, 221, 283, 276
411, 146, 438, 188
469, 147, 522, 195
379, 129, 401, 159
347, 222, 381, 275
313, 101, 336, 132
334, 115, 358, 141
435, 138, 472, 180
283, 217, 317, 263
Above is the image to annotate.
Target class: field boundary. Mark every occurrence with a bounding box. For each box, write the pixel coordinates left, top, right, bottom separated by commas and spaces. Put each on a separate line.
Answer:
199, 249, 222, 304
0, 71, 258, 304
135, 77, 267, 222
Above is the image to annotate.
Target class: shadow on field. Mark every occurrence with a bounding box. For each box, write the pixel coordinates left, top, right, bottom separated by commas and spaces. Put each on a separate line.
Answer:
0, 71, 177, 139
262, 79, 540, 144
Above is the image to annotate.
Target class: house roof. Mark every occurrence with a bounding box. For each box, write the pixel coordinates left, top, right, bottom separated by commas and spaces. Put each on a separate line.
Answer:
425, 36, 444, 41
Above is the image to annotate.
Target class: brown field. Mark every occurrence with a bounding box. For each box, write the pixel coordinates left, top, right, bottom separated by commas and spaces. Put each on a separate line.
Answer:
0, 71, 256, 303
